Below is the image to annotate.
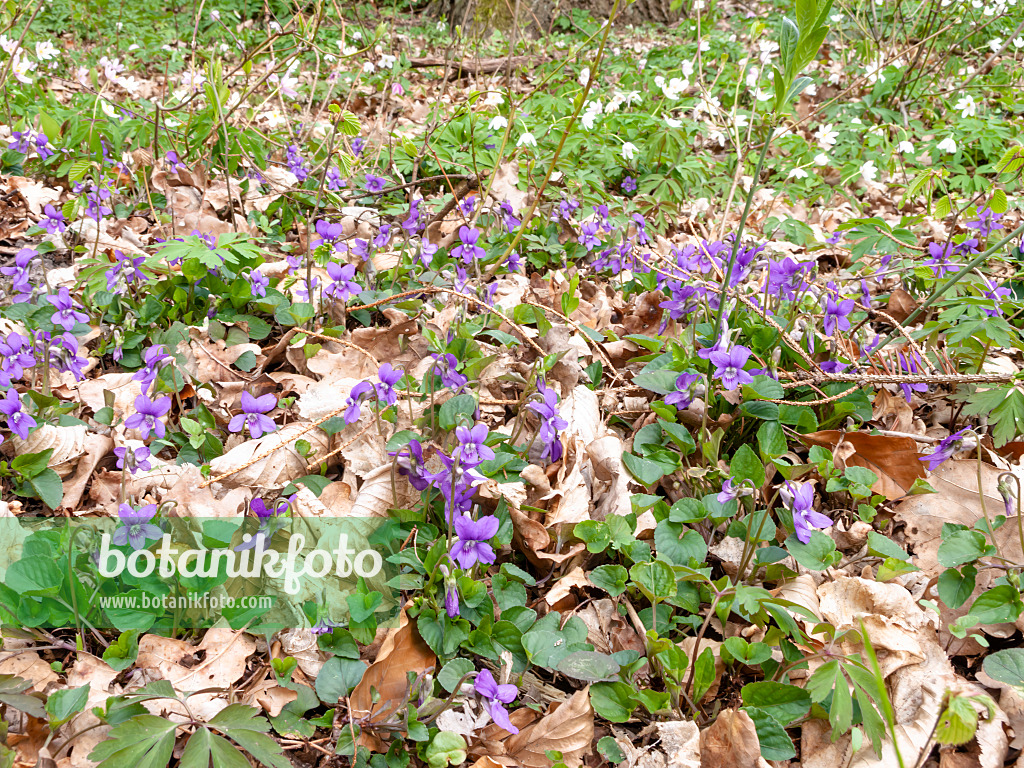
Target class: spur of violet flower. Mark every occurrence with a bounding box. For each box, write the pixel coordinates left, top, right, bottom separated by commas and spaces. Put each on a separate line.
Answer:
474, 669, 519, 733
112, 503, 162, 551
229, 392, 278, 438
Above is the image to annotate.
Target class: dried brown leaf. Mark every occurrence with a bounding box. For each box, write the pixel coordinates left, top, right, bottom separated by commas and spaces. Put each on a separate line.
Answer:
207, 423, 330, 489
350, 617, 436, 734
699, 708, 764, 768
504, 687, 594, 768
800, 430, 925, 499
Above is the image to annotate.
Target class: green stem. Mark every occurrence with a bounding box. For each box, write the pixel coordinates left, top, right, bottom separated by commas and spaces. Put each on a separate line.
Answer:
712, 124, 775, 337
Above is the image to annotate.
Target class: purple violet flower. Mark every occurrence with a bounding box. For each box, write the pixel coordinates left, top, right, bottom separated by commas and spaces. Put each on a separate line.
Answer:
783, 482, 832, 544
965, 206, 1004, 238
124, 394, 172, 440
451, 226, 486, 264
325, 262, 361, 301
578, 221, 601, 251
474, 669, 519, 734
375, 363, 402, 406
664, 372, 701, 410
39, 204, 66, 234
114, 445, 153, 474
343, 381, 375, 425
364, 174, 387, 194
249, 269, 269, 298
132, 345, 171, 394
823, 290, 855, 336
392, 439, 436, 491
528, 381, 568, 463
621, 175, 637, 192
229, 391, 278, 438
450, 513, 500, 569
432, 353, 468, 390
708, 345, 754, 391
112, 503, 162, 550
920, 428, 975, 471
0, 389, 36, 440
455, 423, 494, 466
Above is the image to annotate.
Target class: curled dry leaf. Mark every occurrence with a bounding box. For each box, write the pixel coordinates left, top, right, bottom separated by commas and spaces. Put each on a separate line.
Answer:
11, 424, 87, 478
350, 464, 421, 517
651, 720, 700, 768
208, 422, 330, 489
350, 616, 436, 741
542, 437, 591, 531
586, 434, 632, 520
800, 430, 925, 500
817, 576, 937, 678
500, 687, 594, 768
60, 432, 114, 510
277, 628, 326, 679
71, 372, 144, 421
872, 388, 917, 434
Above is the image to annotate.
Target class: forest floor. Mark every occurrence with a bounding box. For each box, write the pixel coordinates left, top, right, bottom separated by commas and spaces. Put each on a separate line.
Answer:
0, 0, 1023, 767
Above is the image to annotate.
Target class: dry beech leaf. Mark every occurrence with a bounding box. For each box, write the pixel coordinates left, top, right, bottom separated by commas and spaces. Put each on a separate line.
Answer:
350, 464, 420, 517
800, 430, 925, 499
586, 435, 632, 520
350, 617, 436, 734
163, 464, 249, 518
503, 687, 594, 767
11, 424, 87, 478
61, 433, 114, 510
872, 388, 917, 434
894, 460, 1015, 578
72, 372, 144, 420
208, 422, 330, 489
542, 437, 591, 531
699, 708, 766, 768
137, 629, 255, 721
886, 287, 918, 323
894, 460, 1020, 652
